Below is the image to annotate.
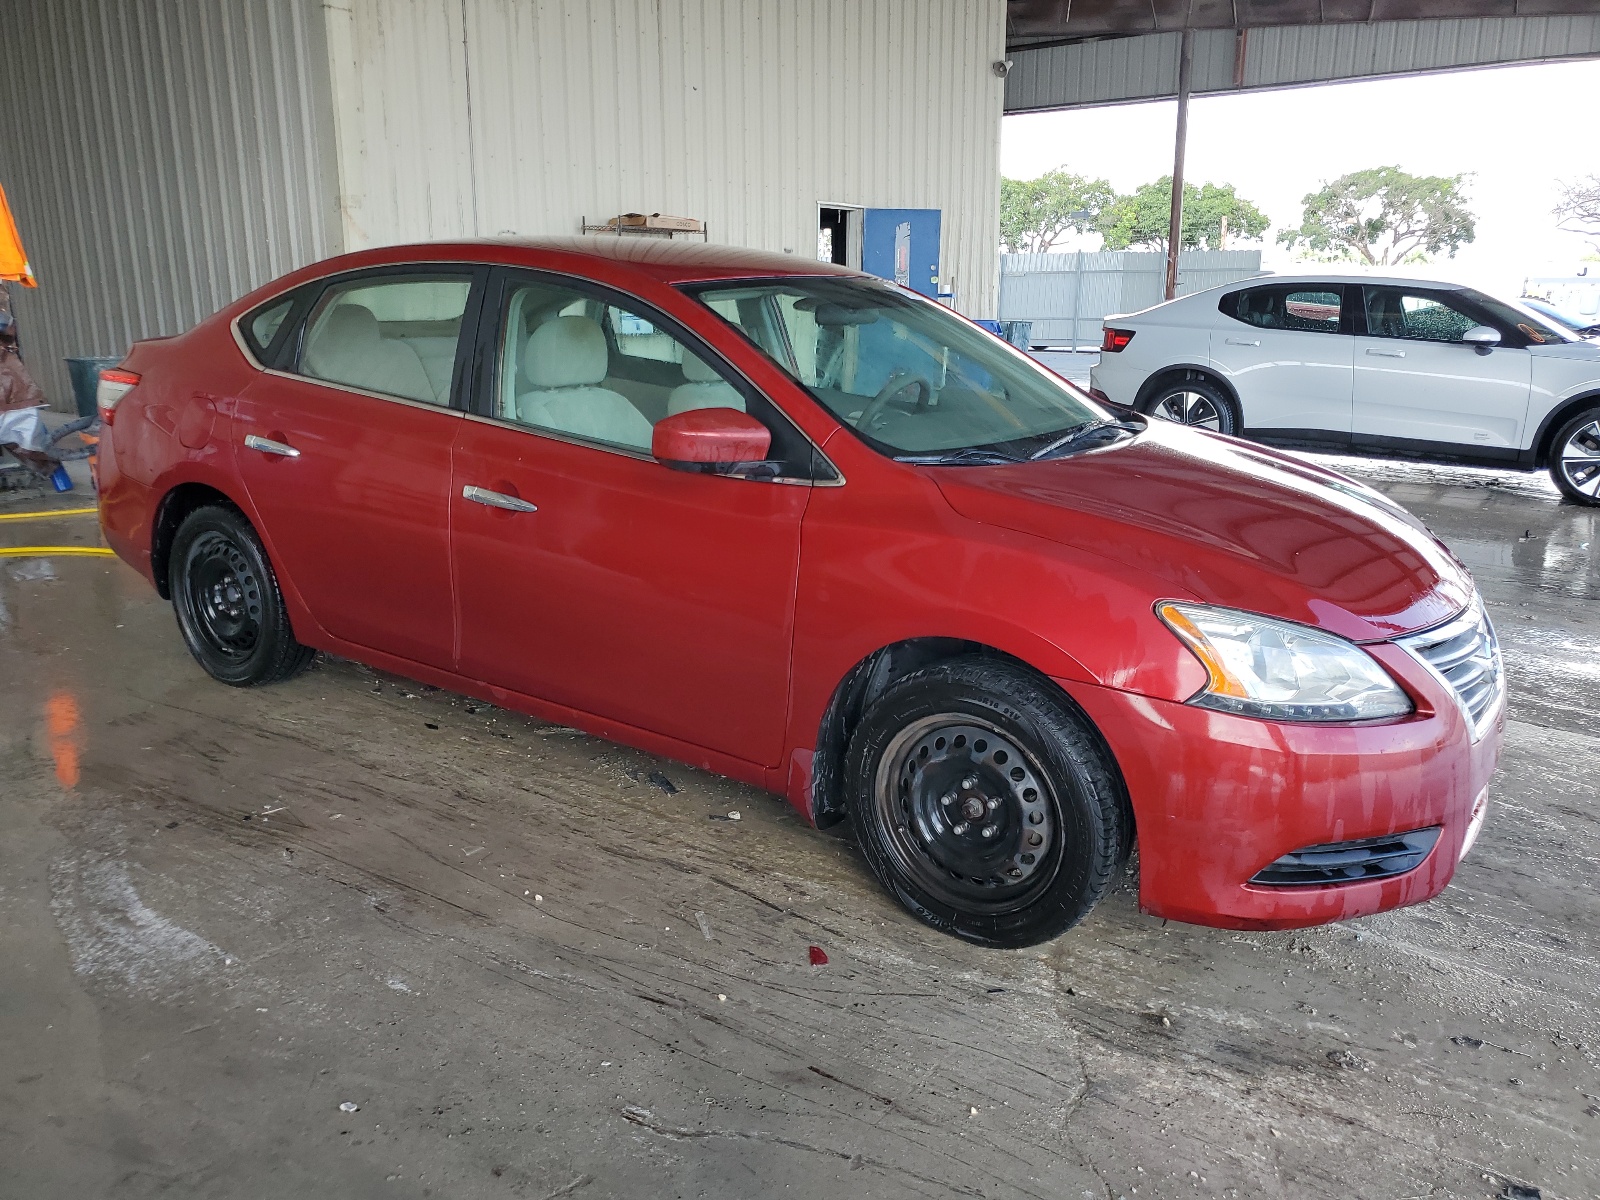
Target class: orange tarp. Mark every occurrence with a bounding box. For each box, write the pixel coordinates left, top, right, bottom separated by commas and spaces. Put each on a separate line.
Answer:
0, 183, 36, 287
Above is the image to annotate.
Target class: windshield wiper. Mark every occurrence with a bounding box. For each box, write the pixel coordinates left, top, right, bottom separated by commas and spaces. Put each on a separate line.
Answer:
894, 446, 1025, 466
1027, 419, 1139, 461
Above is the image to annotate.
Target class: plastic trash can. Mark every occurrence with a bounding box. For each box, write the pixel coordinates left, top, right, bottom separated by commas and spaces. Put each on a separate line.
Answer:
1001, 320, 1033, 350
65, 355, 123, 418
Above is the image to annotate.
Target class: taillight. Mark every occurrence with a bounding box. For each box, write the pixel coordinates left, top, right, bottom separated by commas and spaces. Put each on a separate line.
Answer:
97, 368, 140, 424
1101, 328, 1135, 353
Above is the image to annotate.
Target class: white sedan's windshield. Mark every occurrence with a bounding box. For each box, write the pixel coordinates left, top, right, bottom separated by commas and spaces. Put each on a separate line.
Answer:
685, 278, 1110, 459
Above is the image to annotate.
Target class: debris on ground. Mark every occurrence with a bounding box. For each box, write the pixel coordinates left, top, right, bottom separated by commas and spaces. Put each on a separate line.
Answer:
695, 911, 713, 941
1326, 1048, 1372, 1071
8, 558, 55, 581
808, 945, 828, 966
1451, 1035, 1484, 1048
1500, 1184, 1542, 1199
645, 770, 677, 794
339, 1101, 359, 1113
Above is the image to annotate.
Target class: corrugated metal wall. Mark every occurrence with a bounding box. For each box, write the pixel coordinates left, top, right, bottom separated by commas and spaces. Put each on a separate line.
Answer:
0, 0, 340, 408
1005, 14, 1600, 111
326, 0, 1007, 316
999, 250, 1263, 344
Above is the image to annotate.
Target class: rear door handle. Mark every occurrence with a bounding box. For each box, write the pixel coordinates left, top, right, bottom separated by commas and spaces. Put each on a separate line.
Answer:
1224, 337, 1260, 346
1366, 347, 1406, 358
243, 434, 300, 457
463, 485, 538, 513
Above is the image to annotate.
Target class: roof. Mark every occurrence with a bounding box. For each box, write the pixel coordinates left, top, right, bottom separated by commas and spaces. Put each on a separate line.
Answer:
465, 236, 864, 283
1004, 0, 1600, 49
1213, 272, 1471, 291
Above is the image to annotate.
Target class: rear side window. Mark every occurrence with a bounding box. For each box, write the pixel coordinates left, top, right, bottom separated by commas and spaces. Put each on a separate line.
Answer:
294, 274, 473, 406
1225, 286, 1343, 334
241, 296, 296, 362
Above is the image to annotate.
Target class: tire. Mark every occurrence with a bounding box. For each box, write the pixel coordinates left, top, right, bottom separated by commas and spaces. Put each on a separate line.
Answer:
844, 656, 1131, 948
168, 505, 314, 686
1138, 375, 1239, 436
1548, 407, 1600, 505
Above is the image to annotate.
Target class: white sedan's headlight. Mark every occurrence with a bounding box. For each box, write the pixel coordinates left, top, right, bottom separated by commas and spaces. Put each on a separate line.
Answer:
1156, 602, 1413, 723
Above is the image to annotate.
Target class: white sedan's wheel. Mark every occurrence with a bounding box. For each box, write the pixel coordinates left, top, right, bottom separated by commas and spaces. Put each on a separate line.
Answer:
1139, 377, 1238, 437
1550, 409, 1600, 506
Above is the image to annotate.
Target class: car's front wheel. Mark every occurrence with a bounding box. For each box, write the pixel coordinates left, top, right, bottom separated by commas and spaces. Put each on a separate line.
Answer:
844, 657, 1131, 947
1139, 375, 1239, 436
1549, 407, 1600, 505
169, 505, 314, 686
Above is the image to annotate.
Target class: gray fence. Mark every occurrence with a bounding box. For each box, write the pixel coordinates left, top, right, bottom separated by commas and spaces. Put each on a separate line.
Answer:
999, 250, 1264, 347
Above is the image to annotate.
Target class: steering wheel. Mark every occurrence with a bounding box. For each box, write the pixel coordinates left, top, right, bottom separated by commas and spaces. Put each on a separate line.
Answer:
855, 371, 933, 432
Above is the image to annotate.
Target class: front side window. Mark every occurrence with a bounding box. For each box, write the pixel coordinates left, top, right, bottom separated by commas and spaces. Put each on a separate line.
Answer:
297, 274, 473, 405
1363, 288, 1478, 344
492, 276, 817, 477
1227, 286, 1343, 334
683, 278, 1108, 460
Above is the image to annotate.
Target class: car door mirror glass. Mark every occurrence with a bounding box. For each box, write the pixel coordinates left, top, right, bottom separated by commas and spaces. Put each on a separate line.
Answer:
652, 408, 773, 474
1462, 325, 1501, 354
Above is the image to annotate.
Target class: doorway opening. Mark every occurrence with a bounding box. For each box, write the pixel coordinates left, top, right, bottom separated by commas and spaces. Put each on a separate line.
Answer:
817, 205, 862, 269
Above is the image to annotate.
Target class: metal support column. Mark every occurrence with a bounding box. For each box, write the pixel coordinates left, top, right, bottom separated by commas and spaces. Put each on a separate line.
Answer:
1164, 29, 1194, 301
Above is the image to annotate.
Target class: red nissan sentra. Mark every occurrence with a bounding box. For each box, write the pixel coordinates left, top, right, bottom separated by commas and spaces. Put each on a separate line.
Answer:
96, 239, 1503, 947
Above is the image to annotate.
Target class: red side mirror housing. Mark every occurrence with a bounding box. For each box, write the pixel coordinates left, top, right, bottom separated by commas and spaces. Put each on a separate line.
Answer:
652, 408, 772, 470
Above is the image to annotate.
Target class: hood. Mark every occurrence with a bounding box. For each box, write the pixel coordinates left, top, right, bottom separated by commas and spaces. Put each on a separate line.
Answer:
1529, 338, 1600, 361
931, 422, 1474, 643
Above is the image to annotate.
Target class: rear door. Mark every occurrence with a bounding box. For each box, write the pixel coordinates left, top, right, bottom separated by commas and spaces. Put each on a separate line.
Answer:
1209, 283, 1354, 437
449, 269, 818, 767
1351, 285, 1533, 452
233, 267, 481, 669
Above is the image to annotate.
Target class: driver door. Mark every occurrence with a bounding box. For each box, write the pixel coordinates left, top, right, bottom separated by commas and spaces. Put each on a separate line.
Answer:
450, 270, 817, 768
1352, 286, 1532, 451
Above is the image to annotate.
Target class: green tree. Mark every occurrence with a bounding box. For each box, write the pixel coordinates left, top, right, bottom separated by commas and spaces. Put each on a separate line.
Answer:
1095, 178, 1269, 253
1277, 166, 1475, 266
999, 168, 1115, 253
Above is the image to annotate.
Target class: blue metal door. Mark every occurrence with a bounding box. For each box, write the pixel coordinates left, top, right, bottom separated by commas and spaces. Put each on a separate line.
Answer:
862, 209, 941, 297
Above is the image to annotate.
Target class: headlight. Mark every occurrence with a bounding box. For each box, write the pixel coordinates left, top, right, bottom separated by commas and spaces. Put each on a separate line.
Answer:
1156, 602, 1413, 722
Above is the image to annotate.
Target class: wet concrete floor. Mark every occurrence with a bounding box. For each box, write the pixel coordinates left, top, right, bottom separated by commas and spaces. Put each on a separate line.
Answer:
1, 456, 1596, 1200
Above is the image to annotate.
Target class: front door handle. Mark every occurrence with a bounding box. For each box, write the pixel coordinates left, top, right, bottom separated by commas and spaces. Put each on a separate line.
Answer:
1366, 347, 1406, 358
1224, 337, 1260, 346
463, 485, 538, 513
243, 434, 300, 457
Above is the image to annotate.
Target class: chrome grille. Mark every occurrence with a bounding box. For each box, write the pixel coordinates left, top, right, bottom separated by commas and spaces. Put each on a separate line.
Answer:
1399, 598, 1504, 741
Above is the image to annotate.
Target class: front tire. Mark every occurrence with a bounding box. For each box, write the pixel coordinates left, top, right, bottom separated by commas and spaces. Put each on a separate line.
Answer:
1549, 407, 1600, 505
168, 505, 313, 686
1139, 375, 1239, 436
844, 657, 1131, 948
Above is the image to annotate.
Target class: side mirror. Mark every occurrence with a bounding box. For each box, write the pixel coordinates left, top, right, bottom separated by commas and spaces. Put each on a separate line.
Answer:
1462, 325, 1501, 355
652, 408, 772, 473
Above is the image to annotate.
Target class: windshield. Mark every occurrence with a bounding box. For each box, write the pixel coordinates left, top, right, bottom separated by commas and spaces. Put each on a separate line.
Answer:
683, 278, 1110, 459
1461, 288, 1577, 345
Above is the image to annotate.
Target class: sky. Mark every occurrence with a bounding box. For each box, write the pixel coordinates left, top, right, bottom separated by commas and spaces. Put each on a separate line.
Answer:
1000, 58, 1600, 298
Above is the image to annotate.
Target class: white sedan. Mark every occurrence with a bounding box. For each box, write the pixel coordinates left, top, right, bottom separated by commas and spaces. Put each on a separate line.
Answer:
1088, 273, 1600, 505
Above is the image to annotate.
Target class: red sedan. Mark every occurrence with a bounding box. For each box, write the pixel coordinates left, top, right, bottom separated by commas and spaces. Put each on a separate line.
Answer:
96, 238, 1503, 947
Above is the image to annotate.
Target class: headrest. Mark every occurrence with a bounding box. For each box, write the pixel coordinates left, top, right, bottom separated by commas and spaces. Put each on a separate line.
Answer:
320, 304, 380, 346
681, 353, 720, 383
524, 315, 608, 388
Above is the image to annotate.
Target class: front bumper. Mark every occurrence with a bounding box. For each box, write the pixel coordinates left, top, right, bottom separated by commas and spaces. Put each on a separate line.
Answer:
1059, 642, 1504, 930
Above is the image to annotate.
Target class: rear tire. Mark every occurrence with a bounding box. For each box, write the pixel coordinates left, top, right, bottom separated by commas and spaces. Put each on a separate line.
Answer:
168, 505, 314, 686
1138, 375, 1239, 436
844, 656, 1131, 948
1549, 407, 1600, 505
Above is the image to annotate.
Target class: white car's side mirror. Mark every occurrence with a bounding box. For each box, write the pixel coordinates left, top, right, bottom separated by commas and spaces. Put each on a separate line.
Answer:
1462, 325, 1501, 355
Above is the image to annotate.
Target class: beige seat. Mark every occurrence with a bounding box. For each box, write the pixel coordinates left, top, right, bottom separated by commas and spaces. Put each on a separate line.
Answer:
303, 304, 438, 404
517, 315, 653, 450
666, 353, 746, 417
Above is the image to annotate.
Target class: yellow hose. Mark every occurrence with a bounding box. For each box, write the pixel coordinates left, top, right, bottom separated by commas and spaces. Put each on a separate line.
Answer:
0, 546, 115, 558
0, 506, 100, 522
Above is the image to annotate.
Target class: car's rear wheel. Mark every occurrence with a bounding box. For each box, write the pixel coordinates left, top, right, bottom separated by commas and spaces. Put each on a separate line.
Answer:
169, 505, 314, 686
844, 657, 1131, 948
1549, 407, 1600, 506
1139, 375, 1239, 436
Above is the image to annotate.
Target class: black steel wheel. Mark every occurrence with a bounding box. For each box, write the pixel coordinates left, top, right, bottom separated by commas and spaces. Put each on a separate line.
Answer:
1550, 407, 1600, 506
845, 656, 1131, 947
1139, 376, 1238, 436
169, 505, 313, 686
